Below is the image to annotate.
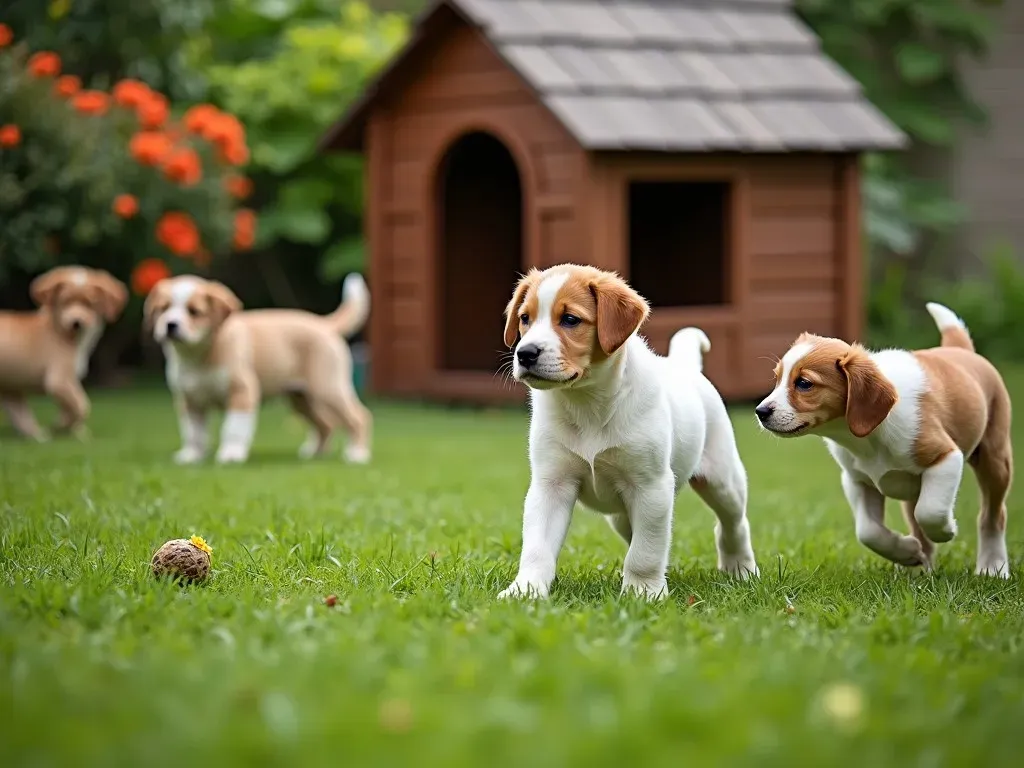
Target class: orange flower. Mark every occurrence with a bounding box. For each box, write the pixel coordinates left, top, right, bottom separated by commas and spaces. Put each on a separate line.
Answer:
112, 79, 151, 108
71, 90, 110, 116
161, 147, 202, 187
129, 131, 174, 166
137, 92, 169, 129
0, 125, 20, 148
233, 209, 256, 251
156, 212, 201, 256
220, 141, 250, 167
131, 259, 171, 296
224, 174, 253, 200
27, 51, 61, 78
204, 113, 245, 147
183, 104, 221, 136
113, 194, 139, 219
0, 24, 13, 48
53, 75, 81, 98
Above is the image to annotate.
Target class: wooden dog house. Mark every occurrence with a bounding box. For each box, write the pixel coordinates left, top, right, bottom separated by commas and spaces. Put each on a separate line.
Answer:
320, 0, 905, 403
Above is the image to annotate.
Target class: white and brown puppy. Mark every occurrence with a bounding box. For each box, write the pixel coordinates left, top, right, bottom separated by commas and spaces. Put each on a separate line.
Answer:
499, 264, 758, 601
756, 303, 1011, 577
144, 274, 372, 465
0, 266, 127, 440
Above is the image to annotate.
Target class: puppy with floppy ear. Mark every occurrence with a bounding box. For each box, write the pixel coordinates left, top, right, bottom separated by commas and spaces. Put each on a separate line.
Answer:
756, 305, 1013, 578
839, 345, 898, 439
0, 265, 128, 440
499, 263, 758, 601
148, 273, 372, 466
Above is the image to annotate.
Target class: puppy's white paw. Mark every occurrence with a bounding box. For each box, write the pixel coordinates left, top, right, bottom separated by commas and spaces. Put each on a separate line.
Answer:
215, 444, 249, 464
975, 560, 1011, 579
298, 434, 324, 460
621, 575, 669, 602
498, 580, 549, 600
893, 535, 932, 569
916, 509, 957, 543
719, 551, 759, 580
344, 445, 371, 465
173, 446, 205, 465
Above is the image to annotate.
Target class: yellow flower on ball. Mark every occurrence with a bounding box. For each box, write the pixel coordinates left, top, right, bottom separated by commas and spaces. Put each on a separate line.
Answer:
190, 535, 213, 556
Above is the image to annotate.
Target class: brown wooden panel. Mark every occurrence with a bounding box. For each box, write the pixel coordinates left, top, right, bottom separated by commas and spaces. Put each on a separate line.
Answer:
750, 290, 836, 335
750, 182, 835, 213
532, 147, 579, 195
748, 216, 834, 257
539, 209, 575, 267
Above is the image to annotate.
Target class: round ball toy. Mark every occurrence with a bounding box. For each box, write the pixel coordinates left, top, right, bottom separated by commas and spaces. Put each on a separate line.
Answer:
151, 535, 213, 584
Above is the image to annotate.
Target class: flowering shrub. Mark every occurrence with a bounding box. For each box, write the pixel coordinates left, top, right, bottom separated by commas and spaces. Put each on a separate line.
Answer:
0, 27, 256, 294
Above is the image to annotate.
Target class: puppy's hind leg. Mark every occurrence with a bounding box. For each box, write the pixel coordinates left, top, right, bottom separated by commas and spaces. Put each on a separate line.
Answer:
288, 391, 333, 459
972, 442, 1012, 579
689, 415, 758, 579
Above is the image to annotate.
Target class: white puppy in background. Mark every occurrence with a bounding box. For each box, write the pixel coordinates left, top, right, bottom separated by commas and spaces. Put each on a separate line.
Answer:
498, 263, 758, 601
144, 274, 371, 465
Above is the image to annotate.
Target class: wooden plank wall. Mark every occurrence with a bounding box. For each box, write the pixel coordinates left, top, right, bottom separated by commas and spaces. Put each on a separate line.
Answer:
366, 20, 585, 399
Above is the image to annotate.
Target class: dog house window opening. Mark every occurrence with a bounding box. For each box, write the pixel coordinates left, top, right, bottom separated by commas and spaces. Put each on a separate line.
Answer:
627, 181, 731, 308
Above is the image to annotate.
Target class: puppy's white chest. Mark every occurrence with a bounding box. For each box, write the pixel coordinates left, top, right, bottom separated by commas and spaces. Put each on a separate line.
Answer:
826, 440, 922, 500
169, 356, 229, 408
74, 324, 104, 379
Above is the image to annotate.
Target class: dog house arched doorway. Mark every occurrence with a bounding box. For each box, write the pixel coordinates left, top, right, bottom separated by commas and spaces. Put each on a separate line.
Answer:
436, 131, 523, 373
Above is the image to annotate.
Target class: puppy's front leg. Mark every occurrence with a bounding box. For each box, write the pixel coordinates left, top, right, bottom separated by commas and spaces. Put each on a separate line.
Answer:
215, 374, 260, 465
173, 394, 208, 465
842, 471, 928, 567
914, 449, 963, 543
45, 376, 90, 439
2, 395, 48, 442
621, 472, 674, 601
498, 478, 578, 600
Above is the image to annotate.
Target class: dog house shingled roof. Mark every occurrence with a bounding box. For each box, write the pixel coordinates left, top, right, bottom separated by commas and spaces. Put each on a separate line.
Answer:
322, 0, 907, 153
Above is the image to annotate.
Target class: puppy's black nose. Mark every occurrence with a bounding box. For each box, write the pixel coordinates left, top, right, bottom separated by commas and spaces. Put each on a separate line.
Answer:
70, 319, 82, 332
165, 321, 179, 338
517, 343, 541, 368
755, 403, 775, 423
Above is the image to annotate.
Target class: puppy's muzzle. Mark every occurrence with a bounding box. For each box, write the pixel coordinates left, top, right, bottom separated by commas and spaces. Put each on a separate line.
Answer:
165, 321, 180, 340
755, 403, 774, 424
516, 343, 541, 370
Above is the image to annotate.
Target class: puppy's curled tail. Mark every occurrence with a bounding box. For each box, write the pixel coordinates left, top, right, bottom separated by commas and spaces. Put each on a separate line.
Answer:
326, 273, 370, 338
669, 327, 711, 371
925, 302, 974, 352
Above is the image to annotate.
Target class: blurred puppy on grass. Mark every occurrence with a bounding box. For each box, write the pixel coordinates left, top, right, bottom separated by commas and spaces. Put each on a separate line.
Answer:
144, 273, 372, 465
0, 266, 127, 441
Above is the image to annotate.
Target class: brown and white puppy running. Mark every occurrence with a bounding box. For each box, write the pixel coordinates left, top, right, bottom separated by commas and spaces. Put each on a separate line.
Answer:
144, 274, 372, 465
755, 303, 1011, 578
0, 266, 128, 440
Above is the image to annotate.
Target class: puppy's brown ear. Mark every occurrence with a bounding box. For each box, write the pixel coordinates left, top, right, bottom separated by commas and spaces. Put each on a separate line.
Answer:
142, 283, 169, 333
90, 270, 129, 322
29, 267, 72, 307
503, 270, 538, 348
590, 273, 650, 356
205, 281, 242, 326
839, 345, 898, 438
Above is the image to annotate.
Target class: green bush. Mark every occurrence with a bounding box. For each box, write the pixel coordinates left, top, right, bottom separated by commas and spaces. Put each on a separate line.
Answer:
196, 0, 408, 279
867, 241, 1024, 360
0, 39, 250, 290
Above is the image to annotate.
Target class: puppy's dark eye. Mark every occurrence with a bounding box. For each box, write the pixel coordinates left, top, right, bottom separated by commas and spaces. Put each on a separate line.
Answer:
519, 313, 530, 325
187, 306, 200, 318
560, 313, 581, 328
794, 377, 813, 391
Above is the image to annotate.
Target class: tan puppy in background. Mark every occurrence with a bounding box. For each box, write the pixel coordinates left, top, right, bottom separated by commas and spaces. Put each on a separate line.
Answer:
0, 266, 128, 440
144, 273, 372, 465
756, 302, 1012, 577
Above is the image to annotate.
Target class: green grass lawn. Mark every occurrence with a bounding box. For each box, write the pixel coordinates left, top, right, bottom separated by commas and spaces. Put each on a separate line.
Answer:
2, 378, 1024, 768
